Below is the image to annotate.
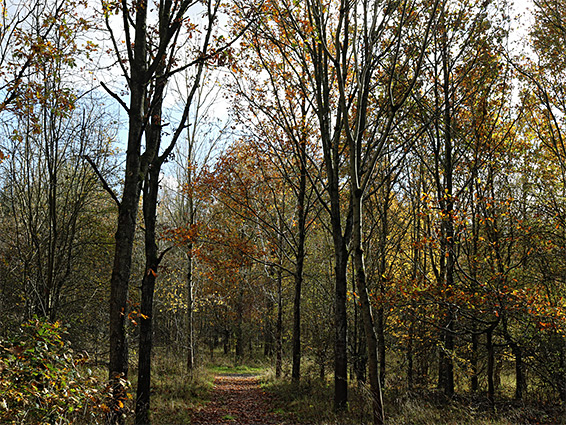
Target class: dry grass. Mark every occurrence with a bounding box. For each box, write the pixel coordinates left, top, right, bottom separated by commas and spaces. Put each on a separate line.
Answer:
260, 363, 566, 425
125, 351, 214, 424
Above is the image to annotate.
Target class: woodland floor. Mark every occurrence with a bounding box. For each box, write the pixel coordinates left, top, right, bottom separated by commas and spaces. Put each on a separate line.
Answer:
189, 373, 298, 424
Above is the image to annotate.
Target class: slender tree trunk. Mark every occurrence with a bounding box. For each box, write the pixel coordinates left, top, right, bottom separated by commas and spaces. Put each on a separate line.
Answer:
187, 245, 194, 372
471, 332, 479, 392
376, 184, 389, 389
107, 108, 144, 425
407, 323, 414, 392
292, 139, 307, 383
223, 329, 230, 356
353, 283, 367, 383
334, 246, 349, 412
291, 249, 303, 383
135, 164, 160, 425
134, 59, 170, 421
443, 313, 455, 397
487, 329, 495, 407
352, 192, 384, 425
275, 266, 283, 378
235, 286, 244, 363
264, 295, 274, 357
107, 147, 141, 424
513, 343, 525, 400
376, 307, 385, 388
435, 7, 455, 399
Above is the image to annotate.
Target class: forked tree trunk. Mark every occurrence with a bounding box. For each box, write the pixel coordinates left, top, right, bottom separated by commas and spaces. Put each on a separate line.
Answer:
107, 2, 150, 423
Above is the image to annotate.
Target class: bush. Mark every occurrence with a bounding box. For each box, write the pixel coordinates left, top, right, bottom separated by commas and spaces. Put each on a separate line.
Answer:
0, 318, 106, 424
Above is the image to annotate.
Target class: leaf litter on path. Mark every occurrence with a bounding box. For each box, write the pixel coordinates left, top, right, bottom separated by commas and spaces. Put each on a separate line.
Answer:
190, 374, 297, 424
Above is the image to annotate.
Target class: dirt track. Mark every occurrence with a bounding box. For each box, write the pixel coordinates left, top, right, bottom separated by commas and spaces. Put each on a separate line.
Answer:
190, 374, 295, 424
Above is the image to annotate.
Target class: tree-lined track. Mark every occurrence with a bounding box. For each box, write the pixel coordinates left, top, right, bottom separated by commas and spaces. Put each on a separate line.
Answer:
190, 374, 293, 425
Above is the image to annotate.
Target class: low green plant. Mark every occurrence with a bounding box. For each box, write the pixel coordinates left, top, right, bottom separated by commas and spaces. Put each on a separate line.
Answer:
0, 317, 106, 424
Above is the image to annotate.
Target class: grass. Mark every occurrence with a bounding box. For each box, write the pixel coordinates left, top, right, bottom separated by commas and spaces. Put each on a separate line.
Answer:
125, 351, 566, 424
208, 363, 265, 375
127, 352, 215, 424
137, 350, 268, 423
260, 364, 566, 425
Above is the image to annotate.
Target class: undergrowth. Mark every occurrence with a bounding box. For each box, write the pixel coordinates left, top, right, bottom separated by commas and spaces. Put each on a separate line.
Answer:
127, 351, 214, 424
0, 318, 107, 424
260, 366, 566, 425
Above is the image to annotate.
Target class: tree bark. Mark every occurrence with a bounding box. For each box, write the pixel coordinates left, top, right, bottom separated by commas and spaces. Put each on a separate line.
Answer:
291, 240, 303, 383
275, 266, 283, 378
471, 332, 479, 393
235, 286, 244, 362
264, 295, 274, 357
135, 164, 160, 425
352, 192, 384, 425
487, 328, 495, 407
333, 243, 349, 412
407, 324, 414, 392
291, 137, 307, 383
513, 343, 525, 400
107, 2, 149, 422
187, 245, 194, 372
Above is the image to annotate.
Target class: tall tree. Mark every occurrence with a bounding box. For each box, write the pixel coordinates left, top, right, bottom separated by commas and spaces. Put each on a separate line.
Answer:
234, 0, 438, 420
0, 0, 113, 323
410, 0, 510, 397
99, 0, 238, 421
229, 43, 320, 382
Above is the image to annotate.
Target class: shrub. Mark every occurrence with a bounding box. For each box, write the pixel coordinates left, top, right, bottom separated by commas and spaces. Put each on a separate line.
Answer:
0, 317, 106, 424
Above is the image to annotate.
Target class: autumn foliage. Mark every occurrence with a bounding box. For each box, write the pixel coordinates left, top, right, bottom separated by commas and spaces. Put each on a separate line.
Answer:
0, 318, 107, 424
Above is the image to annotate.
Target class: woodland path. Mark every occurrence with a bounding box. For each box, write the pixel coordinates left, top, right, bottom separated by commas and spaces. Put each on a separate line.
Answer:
190, 373, 296, 424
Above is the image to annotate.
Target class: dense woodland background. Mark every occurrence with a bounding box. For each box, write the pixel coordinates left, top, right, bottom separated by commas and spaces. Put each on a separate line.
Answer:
2, 0, 566, 423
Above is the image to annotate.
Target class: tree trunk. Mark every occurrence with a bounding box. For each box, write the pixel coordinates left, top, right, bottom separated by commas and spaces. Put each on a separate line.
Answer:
471, 332, 479, 392
437, 6, 455, 400
134, 57, 170, 421
187, 244, 194, 372
377, 307, 386, 389
291, 256, 303, 383
135, 164, 160, 425
223, 329, 230, 355
513, 343, 525, 400
264, 295, 274, 357
235, 286, 244, 363
275, 266, 283, 378
292, 140, 307, 383
487, 329, 495, 407
353, 291, 367, 383
407, 326, 413, 392
438, 312, 455, 398
352, 192, 384, 425
107, 103, 144, 425
334, 246, 349, 412
107, 3, 149, 423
